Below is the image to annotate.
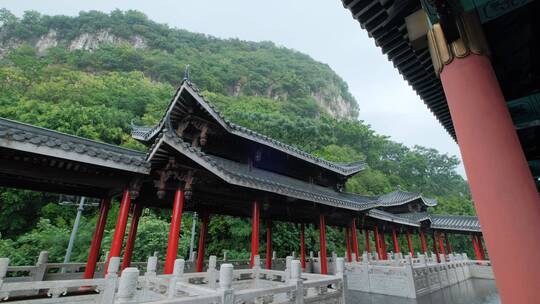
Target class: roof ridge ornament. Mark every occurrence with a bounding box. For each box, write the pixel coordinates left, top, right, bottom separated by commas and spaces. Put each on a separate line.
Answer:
183, 64, 191, 83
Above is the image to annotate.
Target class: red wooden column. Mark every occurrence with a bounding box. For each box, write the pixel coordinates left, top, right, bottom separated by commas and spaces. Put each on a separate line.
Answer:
364, 228, 371, 253
196, 212, 209, 272
373, 227, 381, 258
319, 214, 328, 274
345, 228, 352, 262
391, 228, 400, 253
121, 202, 143, 270
440, 52, 540, 302
164, 189, 185, 274
431, 232, 440, 263
437, 232, 446, 258
351, 219, 360, 261
476, 235, 486, 260
265, 220, 272, 270
472, 235, 483, 261
105, 189, 131, 274
83, 198, 110, 279
445, 234, 452, 254
249, 201, 260, 267
380, 230, 389, 259
406, 230, 414, 257
300, 223, 306, 270
419, 230, 427, 253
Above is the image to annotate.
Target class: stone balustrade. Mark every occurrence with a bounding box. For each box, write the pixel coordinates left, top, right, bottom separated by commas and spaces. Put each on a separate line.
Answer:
0, 255, 345, 304
346, 251, 494, 298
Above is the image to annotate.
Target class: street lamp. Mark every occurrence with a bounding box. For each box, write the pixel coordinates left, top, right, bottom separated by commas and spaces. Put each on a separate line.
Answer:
59, 196, 99, 270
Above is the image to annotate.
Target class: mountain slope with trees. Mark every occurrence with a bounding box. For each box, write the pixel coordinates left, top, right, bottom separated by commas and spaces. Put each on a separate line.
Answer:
0, 9, 476, 264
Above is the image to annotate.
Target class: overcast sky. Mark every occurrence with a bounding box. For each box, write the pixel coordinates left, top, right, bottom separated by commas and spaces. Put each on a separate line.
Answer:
2, 0, 465, 176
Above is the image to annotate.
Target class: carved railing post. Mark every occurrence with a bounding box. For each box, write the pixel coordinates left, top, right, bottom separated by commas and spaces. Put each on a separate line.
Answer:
290, 260, 304, 304
168, 259, 185, 299
117, 267, 139, 303
219, 264, 234, 304
208, 255, 217, 289
0, 258, 10, 300
145, 256, 158, 277
101, 257, 120, 304
335, 257, 347, 304
33, 251, 48, 282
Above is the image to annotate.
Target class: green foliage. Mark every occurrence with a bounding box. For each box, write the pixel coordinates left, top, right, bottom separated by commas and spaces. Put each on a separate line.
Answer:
0, 9, 476, 263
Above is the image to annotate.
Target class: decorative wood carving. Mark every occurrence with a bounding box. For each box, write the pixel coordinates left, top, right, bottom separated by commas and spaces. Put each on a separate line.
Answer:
427, 12, 490, 76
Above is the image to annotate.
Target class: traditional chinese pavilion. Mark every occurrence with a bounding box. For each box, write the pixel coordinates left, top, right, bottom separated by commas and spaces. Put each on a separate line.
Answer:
0, 80, 485, 281
340, 0, 539, 302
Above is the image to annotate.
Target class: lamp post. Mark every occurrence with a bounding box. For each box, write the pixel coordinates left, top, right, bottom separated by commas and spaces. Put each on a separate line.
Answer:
60, 196, 99, 272
189, 212, 198, 261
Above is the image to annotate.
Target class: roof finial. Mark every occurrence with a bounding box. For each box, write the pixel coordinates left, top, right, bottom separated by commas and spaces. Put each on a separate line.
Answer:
183, 64, 190, 83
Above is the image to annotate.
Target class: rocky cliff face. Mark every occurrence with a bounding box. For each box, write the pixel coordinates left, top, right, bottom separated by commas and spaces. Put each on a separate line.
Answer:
0, 28, 357, 119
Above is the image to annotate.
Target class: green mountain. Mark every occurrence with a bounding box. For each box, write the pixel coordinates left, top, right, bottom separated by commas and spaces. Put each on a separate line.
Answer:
0, 9, 475, 263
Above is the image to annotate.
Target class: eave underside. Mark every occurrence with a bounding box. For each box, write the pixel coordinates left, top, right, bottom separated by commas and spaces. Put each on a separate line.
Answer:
341, 0, 540, 187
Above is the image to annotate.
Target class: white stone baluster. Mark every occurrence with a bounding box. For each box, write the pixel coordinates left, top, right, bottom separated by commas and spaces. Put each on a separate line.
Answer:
208, 256, 217, 289
285, 256, 292, 283
0, 258, 10, 300
116, 267, 139, 303
168, 259, 184, 299
335, 257, 347, 304
146, 256, 158, 277
219, 264, 234, 304
101, 257, 120, 304
290, 260, 304, 304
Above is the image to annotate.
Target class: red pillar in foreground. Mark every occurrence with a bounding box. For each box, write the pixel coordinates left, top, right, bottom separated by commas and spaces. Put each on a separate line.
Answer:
83, 198, 110, 279
319, 214, 328, 274
105, 189, 131, 274
391, 228, 400, 253
121, 202, 143, 270
249, 201, 260, 267
419, 230, 427, 253
345, 228, 352, 262
300, 223, 306, 270
374, 227, 382, 259
164, 189, 185, 274
432, 232, 440, 263
364, 228, 371, 254
406, 230, 414, 257
265, 220, 272, 270
472, 235, 483, 261
196, 212, 209, 272
351, 219, 360, 261
441, 53, 540, 302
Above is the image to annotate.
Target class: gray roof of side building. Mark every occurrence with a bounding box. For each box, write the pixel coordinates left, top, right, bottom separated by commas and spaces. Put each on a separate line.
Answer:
367, 210, 481, 232
0, 117, 150, 174
376, 189, 438, 207
132, 81, 367, 177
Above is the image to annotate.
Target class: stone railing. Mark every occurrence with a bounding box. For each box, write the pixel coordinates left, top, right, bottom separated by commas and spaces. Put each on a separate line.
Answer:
3, 251, 292, 284
346, 251, 494, 298
0, 255, 346, 304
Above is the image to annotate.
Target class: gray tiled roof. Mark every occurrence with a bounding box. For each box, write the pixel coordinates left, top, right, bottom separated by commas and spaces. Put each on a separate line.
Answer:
367, 209, 421, 227
132, 81, 367, 177
150, 130, 375, 210
376, 189, 438, 207
429, 215, 481, 232
0, 117, 149, 174
366, 210, 481, 232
